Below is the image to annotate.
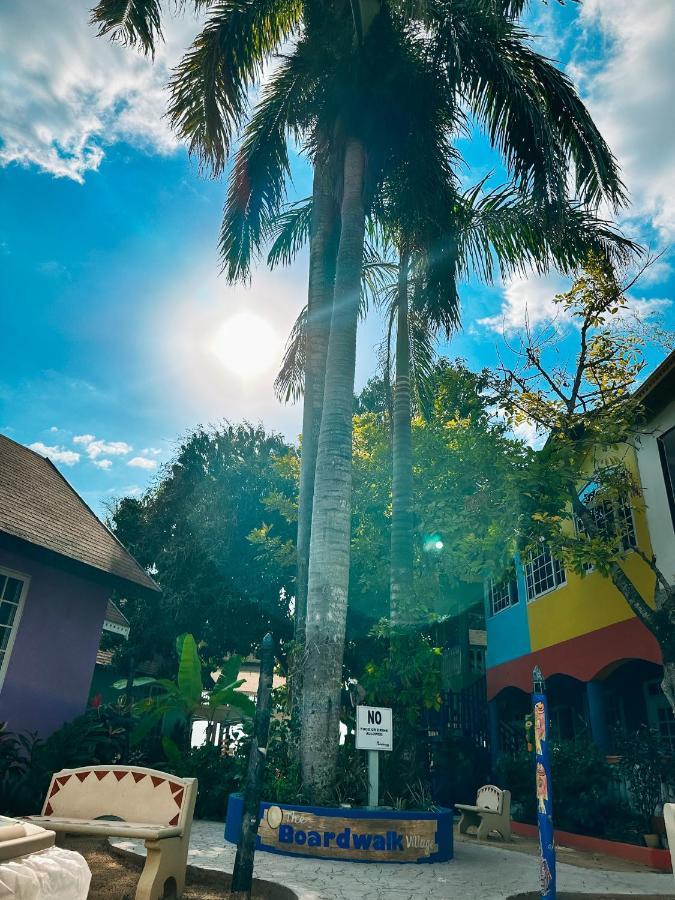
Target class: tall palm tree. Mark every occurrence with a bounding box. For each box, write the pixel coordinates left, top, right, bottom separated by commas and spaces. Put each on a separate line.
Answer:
95, 0, 629, 799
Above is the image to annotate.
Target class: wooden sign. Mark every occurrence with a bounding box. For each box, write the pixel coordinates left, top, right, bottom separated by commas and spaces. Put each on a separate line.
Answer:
224, 793, 454, 864
258, 806, 438, 862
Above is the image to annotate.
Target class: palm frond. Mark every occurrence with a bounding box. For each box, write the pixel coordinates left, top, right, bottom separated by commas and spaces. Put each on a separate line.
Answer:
267, 199, 313, 269
431, 0, 625, 208
456, 182, 640, 284
362, 241, 398, 309
220, 53, 315, 280
90, 0, 163, 55
274, 306, 307, 403
408, 309, 437, 417
168, 0, 303, 175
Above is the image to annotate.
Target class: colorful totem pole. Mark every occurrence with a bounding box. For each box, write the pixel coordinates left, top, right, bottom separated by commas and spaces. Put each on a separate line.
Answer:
532, 665, 556, 899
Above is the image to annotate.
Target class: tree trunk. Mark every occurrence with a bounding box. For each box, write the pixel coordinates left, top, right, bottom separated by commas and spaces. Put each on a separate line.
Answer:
295, 161, 339, 649
571, 489, 675, 714
290, 159, 339, 739
301, 137, 366, 802
390, 247, 414, 627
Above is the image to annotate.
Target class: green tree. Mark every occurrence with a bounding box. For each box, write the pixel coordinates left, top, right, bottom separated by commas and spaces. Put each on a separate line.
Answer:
109, 424, 297, 673
490, 255, 675, 710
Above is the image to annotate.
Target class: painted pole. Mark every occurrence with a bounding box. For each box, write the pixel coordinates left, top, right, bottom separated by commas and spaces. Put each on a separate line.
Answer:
532, 665, 556, 899
230, 633, 275, 900
367, 749, 379, 807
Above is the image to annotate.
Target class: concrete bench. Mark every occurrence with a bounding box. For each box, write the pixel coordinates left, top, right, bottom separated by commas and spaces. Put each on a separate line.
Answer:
25, 765, 197, 900
456, 785, 511, 841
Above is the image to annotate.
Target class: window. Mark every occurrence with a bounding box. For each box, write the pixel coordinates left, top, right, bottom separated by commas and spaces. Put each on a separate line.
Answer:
488, 577, 518, 616
469, 647, 485, 674
658, 426, 675, 532
524, 546, 566, 601
0, 570, 27, 688
575, 496, 637, 557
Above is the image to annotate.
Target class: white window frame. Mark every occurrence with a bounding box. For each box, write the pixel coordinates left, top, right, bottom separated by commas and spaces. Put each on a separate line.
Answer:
575, 496, 637, 572
524, 546, 566, 602
488, 577, 519, 617
0, 565, 30, 692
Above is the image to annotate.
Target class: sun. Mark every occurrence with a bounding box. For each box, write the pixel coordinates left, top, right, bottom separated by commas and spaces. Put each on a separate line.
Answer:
210, 311, 278, 378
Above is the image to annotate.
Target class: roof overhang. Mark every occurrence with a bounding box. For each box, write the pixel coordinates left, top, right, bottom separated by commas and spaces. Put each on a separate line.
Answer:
0, 531, 160, 600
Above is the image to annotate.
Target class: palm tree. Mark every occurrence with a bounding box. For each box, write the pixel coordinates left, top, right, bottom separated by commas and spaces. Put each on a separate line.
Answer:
95, 0, 629, 799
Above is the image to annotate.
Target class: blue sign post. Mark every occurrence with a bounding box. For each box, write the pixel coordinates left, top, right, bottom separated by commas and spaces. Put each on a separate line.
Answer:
532, 665, 556, 899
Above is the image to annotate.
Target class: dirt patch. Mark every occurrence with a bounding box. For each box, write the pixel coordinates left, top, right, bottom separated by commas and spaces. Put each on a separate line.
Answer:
62, 836, 297, 900
509, 895, 670, 900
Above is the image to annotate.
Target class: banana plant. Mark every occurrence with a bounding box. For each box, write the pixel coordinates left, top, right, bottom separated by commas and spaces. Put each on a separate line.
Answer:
122, 633, 255, 751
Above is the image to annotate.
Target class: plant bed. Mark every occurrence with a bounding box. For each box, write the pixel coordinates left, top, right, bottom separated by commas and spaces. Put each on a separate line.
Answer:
512, 822, 672, 872
62, 836, 298, 900
224, 792, 453, 863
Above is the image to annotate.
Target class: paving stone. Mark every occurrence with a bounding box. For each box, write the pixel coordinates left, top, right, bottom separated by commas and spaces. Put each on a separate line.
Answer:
110, 819, 675, 899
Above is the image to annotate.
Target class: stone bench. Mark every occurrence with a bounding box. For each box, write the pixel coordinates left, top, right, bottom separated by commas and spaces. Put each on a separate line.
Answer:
456, 785, 511, 841
25, 765, 197, 900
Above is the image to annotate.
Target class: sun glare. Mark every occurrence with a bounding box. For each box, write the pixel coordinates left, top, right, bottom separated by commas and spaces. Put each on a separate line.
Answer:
210, 311, 278, 378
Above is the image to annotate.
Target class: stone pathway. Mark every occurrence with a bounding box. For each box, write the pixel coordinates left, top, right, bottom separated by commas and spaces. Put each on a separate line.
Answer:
111, 820, 674, 900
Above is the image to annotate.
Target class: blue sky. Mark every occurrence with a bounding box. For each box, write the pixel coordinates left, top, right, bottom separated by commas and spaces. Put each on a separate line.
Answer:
1, 0, 674, 516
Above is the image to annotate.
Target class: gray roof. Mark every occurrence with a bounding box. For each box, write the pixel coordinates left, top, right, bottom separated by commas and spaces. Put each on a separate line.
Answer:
0, 434, 158, 594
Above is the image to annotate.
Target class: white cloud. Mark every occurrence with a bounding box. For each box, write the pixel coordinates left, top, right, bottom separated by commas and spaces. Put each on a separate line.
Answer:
49, 425, 58, 433
93, 458, 112, 470
479, 271, 671, 337
29, 442, 80, 466
72, 434, 132, 459
0, 1, 201, 182
572, 0, 675, 239
128, 456, 158, 470
141, 447, 162, 456
512, 419, 546, 450
478, 272, 569, 335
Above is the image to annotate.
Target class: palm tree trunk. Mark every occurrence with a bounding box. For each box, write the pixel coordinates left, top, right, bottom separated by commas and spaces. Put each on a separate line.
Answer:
301, 137, 366, 801
291, 158, 339, 733
390, 246, 414, 626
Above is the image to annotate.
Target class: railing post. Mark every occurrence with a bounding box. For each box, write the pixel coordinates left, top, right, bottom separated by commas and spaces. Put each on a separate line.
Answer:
230, 633, 275, 900
532, 665, 556, 899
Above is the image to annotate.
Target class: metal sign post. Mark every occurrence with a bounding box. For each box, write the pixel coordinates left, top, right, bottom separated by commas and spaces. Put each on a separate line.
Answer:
355, 705, 393, 808
532, 665, 556, 899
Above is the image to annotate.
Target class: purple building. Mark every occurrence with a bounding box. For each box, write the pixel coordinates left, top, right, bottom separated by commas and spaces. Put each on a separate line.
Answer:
0, 435, 158, 737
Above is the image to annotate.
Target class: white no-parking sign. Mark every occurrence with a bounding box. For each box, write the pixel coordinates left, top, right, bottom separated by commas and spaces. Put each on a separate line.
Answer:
355, 705, 393, 752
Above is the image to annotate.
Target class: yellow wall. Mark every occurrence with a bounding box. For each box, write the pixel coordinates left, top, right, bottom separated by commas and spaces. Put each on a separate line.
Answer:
527, 444, 656, 652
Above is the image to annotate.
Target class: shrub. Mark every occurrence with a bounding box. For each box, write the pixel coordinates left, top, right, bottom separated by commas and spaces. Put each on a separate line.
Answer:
496, 737, 637, 841
162, 744, 242, 820
0, 707, 130, 816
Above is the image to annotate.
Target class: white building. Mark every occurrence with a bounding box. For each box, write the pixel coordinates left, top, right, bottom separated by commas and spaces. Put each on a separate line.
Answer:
635, 349, 675, 584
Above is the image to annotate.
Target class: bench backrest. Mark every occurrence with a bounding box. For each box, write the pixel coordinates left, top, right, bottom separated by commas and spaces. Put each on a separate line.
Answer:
42, 766, 196, 829
476, 784, 507, 813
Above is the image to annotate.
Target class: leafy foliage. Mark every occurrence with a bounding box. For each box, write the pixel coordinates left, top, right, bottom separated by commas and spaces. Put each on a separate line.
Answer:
0, 708, 130, 816
108, 423, 297, 674
615, 725, 675, 833
489, 256, 675, 705
496, 737, 642, 843
130, 633, 254, 749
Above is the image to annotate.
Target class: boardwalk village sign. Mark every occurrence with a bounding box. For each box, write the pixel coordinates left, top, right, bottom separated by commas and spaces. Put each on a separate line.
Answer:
224, 703, 453, 863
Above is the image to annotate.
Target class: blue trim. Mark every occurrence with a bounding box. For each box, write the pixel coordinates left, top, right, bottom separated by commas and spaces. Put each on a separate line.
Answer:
224, 793, 453, 864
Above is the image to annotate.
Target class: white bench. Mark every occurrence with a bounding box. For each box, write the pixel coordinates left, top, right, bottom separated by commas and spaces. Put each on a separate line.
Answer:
25, 765, 197, 900
456, 785, 512, 841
